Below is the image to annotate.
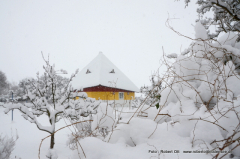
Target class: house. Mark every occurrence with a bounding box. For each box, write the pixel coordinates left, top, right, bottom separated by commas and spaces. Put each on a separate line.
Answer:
71, 52, 139, 106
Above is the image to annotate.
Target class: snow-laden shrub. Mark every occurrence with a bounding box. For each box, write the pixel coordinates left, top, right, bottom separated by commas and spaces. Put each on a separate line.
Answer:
0, 134, 18, 159
67, 118, 93, 150
91, 103, 116, 139
139, 74, 162, 109
151, 22, 240, 158
185, 0, 240, 41
67, 103, 117, 158
131, 96, 144, 108
72, 116, 216, 159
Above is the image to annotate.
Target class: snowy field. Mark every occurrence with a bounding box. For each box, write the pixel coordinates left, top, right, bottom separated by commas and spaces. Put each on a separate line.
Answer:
0, 106, 73, 159
1, 103, 236, 159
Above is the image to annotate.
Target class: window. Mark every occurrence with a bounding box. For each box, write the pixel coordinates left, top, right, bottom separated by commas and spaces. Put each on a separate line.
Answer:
119, 92, 124, 100
109, 69, 115, 73
86, 69, 91, 74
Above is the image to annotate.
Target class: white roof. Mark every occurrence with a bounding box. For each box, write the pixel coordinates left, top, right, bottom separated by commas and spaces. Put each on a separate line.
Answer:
71, 52, 139, 92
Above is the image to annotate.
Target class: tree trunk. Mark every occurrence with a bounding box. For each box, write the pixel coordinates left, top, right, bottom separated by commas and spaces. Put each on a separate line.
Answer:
50, 133, 55, 149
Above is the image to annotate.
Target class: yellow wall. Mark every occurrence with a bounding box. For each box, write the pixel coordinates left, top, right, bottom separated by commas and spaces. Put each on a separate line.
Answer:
77, 92, 135, 100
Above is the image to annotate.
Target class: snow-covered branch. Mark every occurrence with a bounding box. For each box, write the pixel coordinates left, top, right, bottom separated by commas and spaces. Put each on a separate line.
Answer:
185, 0, 240, 40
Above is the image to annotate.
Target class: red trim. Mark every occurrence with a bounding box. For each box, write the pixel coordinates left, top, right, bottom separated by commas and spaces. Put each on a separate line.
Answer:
78, 85, 134, 92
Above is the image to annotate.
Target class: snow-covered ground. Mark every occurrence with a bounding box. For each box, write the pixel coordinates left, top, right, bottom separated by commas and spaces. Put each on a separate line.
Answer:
0, 102, 237, 159
70, 104, 235, 159
0, 106, 73, 159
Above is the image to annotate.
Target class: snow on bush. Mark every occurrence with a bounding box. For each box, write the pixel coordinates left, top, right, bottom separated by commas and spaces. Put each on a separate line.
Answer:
154, 22, 240, 158
185, 0, 240, 40
67, 102, 116, 150
167, 53, 178, 59
91, 103, 116, 138
139, 74, 162, 109
72, 117, 213, 159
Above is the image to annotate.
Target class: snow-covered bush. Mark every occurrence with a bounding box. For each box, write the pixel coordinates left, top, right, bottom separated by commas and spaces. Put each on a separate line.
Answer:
67, 119, 93, 150
0, 55, 100, 158
66, 102, 117, 158
131, 96, 144, 108
92, 103, 116, 138
68, 102, 116, 142
0, 133, 18, 159
140, 74, 162, 109
151, 22, 240, 158
185, 0, 240, 41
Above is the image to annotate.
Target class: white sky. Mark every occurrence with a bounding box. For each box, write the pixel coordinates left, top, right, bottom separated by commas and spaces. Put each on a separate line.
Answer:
0, 0, 198, 88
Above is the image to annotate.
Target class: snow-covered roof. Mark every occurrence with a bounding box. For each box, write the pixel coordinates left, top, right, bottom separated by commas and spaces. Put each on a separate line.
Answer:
71, 52, 139, 92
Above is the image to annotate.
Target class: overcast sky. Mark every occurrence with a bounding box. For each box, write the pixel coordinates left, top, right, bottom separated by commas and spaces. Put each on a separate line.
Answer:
0, 0, 198, 88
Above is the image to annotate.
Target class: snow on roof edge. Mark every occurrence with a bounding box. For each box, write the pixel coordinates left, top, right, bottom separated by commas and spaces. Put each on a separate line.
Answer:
75, 84, 139, 92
